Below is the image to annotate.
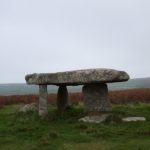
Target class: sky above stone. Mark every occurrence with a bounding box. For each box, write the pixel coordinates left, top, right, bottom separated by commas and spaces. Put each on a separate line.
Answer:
0, 0, 150, 83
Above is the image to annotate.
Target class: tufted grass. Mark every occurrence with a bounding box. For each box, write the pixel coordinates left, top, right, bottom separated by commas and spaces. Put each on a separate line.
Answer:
0, 103, 150, 150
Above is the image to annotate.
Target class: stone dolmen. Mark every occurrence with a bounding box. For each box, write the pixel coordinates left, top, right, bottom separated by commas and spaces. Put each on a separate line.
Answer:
25, 68, 129, 121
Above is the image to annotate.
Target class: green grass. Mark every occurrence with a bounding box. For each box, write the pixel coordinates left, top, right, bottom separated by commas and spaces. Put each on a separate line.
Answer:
0, 103, 150, 150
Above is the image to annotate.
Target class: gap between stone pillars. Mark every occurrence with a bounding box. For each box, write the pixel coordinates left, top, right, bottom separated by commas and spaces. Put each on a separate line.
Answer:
57, 85, 69, 112
82, 83, 112, 115
39, 84, 48, 117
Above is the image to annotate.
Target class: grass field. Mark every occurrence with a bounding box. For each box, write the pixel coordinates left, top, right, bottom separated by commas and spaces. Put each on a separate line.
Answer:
0, 103, 150, 150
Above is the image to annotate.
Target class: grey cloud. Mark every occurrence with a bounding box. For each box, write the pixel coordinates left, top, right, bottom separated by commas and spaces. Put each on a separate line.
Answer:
0, 0, 150, 83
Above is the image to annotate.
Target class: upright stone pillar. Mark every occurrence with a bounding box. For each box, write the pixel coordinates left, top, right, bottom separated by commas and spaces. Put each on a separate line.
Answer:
57, 85, 68, 111
82, 83, 112, 115
39, 85, 48, 117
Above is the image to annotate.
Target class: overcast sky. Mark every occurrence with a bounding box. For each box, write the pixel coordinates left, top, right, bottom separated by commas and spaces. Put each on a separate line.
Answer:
0, 0, 150, 83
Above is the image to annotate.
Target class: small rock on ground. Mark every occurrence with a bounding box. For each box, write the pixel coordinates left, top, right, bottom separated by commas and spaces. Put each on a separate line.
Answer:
79, 114, 110, 123
122, 117, 146, 122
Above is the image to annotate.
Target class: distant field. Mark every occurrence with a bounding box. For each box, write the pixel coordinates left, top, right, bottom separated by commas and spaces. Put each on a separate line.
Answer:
0, 78, 150, 95
0, 89, 150, 106
0, 78, 150, 106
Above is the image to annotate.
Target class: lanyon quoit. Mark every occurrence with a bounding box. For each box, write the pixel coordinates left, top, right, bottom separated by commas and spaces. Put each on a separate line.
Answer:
25, 68, 129, 121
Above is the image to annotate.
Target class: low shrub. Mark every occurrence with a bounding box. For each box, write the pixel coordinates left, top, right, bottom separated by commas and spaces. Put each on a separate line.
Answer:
0, 88, 150, 106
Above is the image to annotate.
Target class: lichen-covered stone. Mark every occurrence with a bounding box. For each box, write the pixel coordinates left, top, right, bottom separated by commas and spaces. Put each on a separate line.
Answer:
82, 83, 112, 112
25, 68, 129, 85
